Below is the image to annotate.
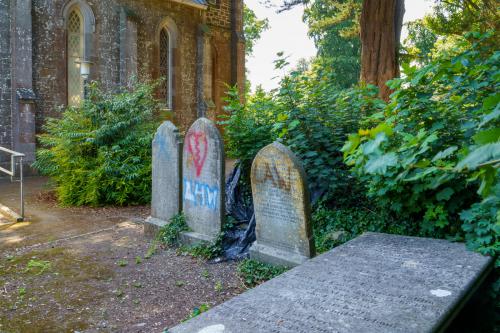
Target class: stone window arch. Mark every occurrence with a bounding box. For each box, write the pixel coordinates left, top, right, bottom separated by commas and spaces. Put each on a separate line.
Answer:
157, 18, 178, 110
63, 0, 95, 107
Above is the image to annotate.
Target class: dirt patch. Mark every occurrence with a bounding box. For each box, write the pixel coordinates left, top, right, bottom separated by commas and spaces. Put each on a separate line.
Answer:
0, 222, 245, 332
0, 177, 246, 332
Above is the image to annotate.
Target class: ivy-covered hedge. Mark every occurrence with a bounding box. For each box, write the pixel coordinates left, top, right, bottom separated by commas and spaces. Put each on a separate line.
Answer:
33, 82, 160, 206
343, 32, 499, 255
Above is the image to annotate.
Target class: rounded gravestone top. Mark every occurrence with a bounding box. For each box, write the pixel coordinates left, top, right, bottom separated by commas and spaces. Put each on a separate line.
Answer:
251, 141, 308, 184
154, 121, 179, 140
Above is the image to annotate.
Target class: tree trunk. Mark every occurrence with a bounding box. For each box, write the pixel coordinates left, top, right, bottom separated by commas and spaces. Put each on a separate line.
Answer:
360, 0, 405, 101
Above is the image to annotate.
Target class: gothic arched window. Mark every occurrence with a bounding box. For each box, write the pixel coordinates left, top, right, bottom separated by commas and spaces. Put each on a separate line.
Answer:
67, 8, 84, 107
159, 27, 173, 109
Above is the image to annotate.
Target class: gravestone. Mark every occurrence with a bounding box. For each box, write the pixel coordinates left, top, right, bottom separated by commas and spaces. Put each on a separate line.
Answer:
144, 121, 182, 238
249, 142, 315, 267
181, 117, 225, 244
169, 233, 494, 333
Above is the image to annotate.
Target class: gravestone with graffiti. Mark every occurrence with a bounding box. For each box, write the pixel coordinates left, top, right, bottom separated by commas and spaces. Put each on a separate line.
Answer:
250, 142, 315, 267
181, 117, 225, 244
145, 121, 183, 237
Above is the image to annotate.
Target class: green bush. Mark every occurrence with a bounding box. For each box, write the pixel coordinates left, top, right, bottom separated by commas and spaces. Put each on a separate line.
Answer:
33, 81, 160, 206
343, 32, 499, 242
222, 60, 385, 198
220, 87, 276, 179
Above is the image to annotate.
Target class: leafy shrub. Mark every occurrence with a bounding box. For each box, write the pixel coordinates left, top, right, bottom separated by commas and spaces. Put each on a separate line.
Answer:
33, 81, 160, 206
220, 87, 276, 179
237, 259, 288, 288
222, 61, 384, 199
343, 32, 499, 241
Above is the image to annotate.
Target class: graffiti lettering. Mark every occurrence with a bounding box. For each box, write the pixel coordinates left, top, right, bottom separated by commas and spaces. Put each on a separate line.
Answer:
184, 178, 219, 210
186, 131, 208, 177
255, 162, 291, 191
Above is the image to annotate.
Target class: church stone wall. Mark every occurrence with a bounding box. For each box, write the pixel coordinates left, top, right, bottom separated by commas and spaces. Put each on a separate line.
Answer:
31, 0, 242, 134
0, 0, 11, 154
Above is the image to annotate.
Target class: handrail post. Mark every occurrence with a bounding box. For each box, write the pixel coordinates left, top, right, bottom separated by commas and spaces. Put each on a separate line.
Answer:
19, 156, 24, 220
10, 154, 14, 182
0, 146, 26, 222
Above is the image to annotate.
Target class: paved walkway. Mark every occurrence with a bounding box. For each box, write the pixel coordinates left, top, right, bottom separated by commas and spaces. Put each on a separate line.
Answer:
0, 177, 243, 332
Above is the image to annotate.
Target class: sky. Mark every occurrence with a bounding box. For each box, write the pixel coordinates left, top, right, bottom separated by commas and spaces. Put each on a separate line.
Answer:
246, 0, 435, 91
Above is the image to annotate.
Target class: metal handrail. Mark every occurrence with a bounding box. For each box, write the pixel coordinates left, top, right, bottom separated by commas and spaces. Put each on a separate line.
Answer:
0, 146, 25, 221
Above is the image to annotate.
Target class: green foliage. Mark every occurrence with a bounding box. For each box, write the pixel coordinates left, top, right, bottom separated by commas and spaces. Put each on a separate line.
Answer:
116, 259, 128, 267
425, 0, 498, 36
178, 240, 223, 261
158, 214, 228, 260
244, 4, 269, 57
222, 57, 384, 197
304, 0, 362, 88
460, 184, 500, 262
177, 220, 234, 260
343, 32, 499, 241
220, 87, 275, 177
33, 81, 159, 206
402, 19, 439, 66
24, 259, 51, 275
312, 201, 416, 253
157, 214, 189, 247
237, 259, 289, 288
183, 304, 210, 322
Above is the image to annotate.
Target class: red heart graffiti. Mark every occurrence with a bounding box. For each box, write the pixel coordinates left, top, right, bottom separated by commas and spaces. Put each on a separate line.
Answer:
187, 131, 208, 177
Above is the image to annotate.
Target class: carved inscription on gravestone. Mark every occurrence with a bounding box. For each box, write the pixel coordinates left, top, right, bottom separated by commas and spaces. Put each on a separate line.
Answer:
181, 117, 225, 244
145, 121, 182, 237
249, 142, 315, 267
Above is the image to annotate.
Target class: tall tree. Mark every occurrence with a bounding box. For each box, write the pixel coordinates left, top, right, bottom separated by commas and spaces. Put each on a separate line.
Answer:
279, 0, 405, 100
359, 0, 405, 100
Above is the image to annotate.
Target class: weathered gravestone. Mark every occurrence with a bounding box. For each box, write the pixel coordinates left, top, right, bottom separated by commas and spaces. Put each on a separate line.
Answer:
181, 117, 225, 244
144, 121, 182, 237
169, 232, 494, 333
249, 142, 315, 267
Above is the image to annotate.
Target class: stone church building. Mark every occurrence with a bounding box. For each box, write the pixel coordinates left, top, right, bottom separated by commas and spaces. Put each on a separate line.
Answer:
0, 0, 245, 166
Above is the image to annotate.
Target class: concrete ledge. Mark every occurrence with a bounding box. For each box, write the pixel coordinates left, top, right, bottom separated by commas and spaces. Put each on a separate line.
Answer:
144, 216, 168, 239
249, 241, 309, 268
180, 231, 216, 246
170, 233, 494, 333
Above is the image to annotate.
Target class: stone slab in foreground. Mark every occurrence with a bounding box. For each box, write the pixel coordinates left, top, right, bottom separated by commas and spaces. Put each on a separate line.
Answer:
169, 233, 493, 333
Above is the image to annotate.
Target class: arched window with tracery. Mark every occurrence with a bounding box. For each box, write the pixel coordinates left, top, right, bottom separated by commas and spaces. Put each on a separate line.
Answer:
159, 27, 172, 109
67, 8, 84, 107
